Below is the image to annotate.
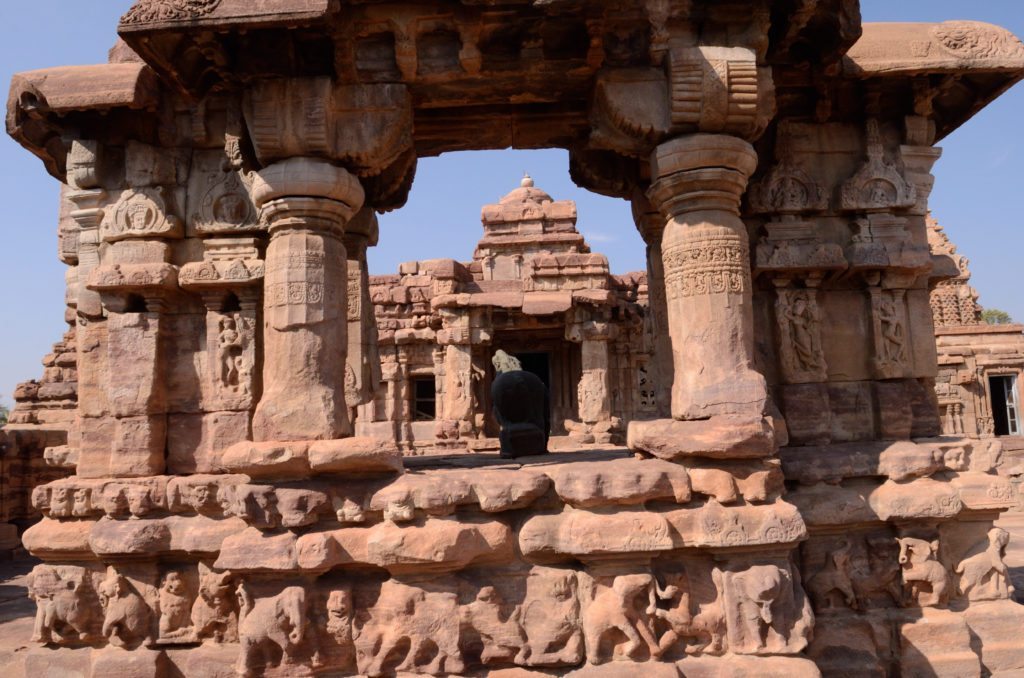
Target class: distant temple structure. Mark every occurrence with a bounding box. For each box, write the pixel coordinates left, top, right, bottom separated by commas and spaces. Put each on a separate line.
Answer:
360, 175, 654, 452
929, 218, 1024, 440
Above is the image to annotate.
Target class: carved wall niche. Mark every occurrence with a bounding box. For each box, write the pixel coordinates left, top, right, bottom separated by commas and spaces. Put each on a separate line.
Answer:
839, 119, 930, 272
188, 150, 260, 236
749, 124, 845, 276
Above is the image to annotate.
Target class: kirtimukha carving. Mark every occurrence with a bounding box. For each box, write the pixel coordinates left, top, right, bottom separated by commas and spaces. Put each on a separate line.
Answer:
191, 564, 238, 644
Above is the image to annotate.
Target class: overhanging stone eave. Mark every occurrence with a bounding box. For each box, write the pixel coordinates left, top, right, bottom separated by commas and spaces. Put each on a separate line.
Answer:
6, 63, 162, 181
117, 0, 336, 34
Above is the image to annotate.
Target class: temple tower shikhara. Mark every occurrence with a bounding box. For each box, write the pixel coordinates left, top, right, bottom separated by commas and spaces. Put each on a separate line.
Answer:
4, 0, 1024, 675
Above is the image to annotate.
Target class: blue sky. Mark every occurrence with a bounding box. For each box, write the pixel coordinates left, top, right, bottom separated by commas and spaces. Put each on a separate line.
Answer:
0, 1, 1021, 406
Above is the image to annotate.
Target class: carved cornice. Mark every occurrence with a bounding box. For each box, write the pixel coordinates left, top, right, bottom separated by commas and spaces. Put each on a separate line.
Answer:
120, 0, 221, 26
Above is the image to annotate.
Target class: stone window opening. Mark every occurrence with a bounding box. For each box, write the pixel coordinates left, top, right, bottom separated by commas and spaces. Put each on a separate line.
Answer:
989, 373, 1021, 436
411, 376, 437, 421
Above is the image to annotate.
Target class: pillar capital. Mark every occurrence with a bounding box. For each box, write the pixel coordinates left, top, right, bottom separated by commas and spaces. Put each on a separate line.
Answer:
251, 157, 365, 234
647, 134, 758, 217
631, 192, 664, 247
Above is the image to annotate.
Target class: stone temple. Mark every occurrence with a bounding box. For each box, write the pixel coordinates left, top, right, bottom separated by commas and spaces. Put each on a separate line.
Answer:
2, 1, 1024, 676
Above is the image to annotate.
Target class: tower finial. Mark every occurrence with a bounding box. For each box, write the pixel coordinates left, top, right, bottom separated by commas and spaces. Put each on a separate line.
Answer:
521, 172, 534, 188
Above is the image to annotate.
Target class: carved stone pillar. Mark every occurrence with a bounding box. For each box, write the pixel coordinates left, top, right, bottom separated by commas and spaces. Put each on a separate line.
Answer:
647, 134, 766, 420
632, 194, 673, 418
249, 158, 365, 441
578, 337, 611, 425
342, 208, 381, 423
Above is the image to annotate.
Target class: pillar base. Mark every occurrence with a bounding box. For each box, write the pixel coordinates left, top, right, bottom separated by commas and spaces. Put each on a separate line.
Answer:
627, 416, 778, 461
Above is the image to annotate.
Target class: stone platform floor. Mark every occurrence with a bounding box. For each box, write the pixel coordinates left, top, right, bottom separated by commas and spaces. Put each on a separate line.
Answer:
0, 553, 37, 676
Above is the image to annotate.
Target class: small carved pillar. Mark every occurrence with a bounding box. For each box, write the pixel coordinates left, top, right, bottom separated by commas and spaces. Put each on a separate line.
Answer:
632, 193, 673, 418
567, 308, 616, 442
578, 337, 612, 425
342, 208, 382, 425
436, 309, 475, 443
249, 158, 365, 441
647, 134, 766, 419
65, 140, 106, 320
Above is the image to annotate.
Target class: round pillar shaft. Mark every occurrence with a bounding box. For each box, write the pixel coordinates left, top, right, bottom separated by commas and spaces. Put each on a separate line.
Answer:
647, 134, 767, 420
249, 158, 365, 441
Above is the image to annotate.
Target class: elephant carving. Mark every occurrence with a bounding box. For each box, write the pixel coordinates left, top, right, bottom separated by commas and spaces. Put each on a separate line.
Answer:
236, 584, 310, 677
897, 537, 949, 607
354, 580, 464, 676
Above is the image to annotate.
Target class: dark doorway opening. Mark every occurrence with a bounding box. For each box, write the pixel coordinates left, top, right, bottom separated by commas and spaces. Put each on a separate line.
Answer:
990, 375, 1021, 436
514, 352, 551, 392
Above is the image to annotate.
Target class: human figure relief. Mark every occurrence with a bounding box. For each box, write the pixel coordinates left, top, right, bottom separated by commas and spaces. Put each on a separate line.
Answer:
878, 296, 907, 365
583, 573, 661, 664
158, 571, 194, 642
313, 585, 355, 669
217, 315, 244, 389
807, 540, 858, 611
897, 537, 949, 607
780, 291, 825, 374
461, 586, 528, 666
99, 568, 152, 648
191, 563, 238, 643
236, 583, 310, 678
955, 527, 1014, 601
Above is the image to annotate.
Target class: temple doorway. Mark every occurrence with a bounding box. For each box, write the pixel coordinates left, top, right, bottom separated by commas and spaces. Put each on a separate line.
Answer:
482, 329, 581, 438
514, 352, 551, 391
